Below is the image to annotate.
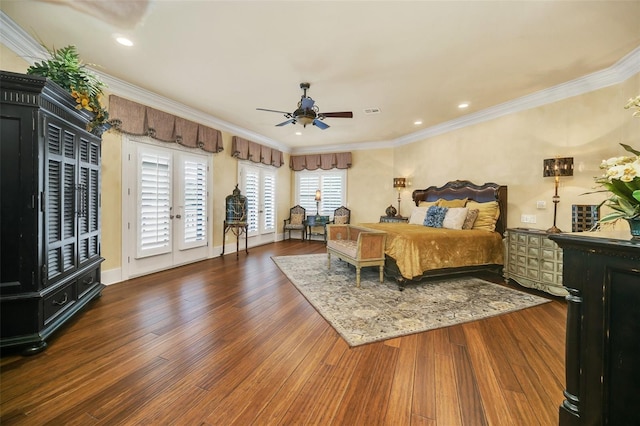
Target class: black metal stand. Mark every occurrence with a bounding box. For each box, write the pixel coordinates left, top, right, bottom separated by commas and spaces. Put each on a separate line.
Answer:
221, 220, 248, 258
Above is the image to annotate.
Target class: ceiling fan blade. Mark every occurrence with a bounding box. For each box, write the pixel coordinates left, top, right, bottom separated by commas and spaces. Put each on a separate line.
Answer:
276, 118, 296, 127
300, 97, 315, 110
319, 111, 353, 118
312, 119, 329, 130
257, 108, 292, 115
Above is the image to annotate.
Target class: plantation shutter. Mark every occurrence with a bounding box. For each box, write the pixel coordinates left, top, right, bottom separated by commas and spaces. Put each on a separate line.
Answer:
137, 148, 172, 258
263, 172, 276, 232
180, 156, 207, 249
244, 167, 260, 233
296, 171, 346, 216
321, 174, 344, 214
299, 175, 320, 214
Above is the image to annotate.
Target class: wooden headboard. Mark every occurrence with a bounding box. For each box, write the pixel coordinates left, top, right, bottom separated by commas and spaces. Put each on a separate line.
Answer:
412, 180, 508, 235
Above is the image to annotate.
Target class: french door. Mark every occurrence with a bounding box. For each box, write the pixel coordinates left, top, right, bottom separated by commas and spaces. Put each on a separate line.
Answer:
124, 138, 210, 278
239, 162, 276, 246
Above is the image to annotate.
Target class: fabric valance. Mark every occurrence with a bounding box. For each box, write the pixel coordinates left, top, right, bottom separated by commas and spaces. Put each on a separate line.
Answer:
289, 152, 352, 171
108, 95, 224, 153
231, 136, 284, 168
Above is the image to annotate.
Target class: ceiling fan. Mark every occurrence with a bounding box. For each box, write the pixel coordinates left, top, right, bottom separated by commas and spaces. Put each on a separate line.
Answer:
256, 82, 353, 130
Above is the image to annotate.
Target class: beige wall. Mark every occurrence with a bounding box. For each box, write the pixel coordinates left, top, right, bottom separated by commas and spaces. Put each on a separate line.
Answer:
3, 40, 639, 278
395, 73, 640, 232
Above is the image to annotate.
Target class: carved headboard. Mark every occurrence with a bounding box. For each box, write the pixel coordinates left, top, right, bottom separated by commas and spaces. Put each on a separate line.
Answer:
412, 180, 508, 235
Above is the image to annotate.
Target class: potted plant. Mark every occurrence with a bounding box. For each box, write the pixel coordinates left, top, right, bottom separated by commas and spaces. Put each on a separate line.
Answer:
26, 45, 109, 134
592, 96, 640, 236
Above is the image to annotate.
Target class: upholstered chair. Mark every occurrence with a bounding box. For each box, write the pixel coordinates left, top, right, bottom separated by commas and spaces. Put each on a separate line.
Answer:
283, 205, 306, 240
332, 206, 351, 225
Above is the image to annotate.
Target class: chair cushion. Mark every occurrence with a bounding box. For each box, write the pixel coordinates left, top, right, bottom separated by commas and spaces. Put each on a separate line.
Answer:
334, 215, 349, 224
290, 213, 304, 225
327, 239, 358, 258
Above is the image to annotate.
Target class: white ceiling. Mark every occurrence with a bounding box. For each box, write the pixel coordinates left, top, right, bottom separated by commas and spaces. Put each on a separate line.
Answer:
2, 1, 640, 153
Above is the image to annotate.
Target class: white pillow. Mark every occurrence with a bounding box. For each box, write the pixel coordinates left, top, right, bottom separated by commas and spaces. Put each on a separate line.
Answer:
408, 206, 430, 225
442, 207, 469, 230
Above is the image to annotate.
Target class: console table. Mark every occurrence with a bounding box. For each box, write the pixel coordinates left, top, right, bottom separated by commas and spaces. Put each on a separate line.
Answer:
305, 215, 330, 242
503, 228, 567, 296
549, 231, 640, 426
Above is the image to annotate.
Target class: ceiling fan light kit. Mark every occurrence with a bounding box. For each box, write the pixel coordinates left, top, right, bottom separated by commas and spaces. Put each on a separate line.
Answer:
257, 82, 353, 130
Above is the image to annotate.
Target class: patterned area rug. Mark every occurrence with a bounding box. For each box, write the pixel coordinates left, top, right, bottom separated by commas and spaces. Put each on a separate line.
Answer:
272, 254, 551, 347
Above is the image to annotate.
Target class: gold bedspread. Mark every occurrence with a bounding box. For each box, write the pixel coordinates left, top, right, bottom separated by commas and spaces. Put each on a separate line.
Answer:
359, 223, 504, 279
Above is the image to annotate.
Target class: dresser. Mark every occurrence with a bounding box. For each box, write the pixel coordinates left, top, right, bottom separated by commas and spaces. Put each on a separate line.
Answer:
503, 228, 567, 296
380, 215, 408, 223
0, 71, 105, 354
549, 231, 640, 426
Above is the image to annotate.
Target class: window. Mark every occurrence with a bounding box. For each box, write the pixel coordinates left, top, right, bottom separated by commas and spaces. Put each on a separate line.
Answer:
295, 169, 346, 216
239, 162, 276, 239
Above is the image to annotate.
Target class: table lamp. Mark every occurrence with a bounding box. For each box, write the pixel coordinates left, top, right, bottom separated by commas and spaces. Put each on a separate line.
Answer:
393, 177, 406, 217
543, 157, 574, 233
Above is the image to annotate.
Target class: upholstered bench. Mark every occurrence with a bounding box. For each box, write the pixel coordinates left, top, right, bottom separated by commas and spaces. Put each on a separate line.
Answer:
326, 224, 387, 288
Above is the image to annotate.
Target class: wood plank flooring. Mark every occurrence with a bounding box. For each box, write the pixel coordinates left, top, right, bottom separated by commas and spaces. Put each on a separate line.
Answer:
0, 240, 567, 425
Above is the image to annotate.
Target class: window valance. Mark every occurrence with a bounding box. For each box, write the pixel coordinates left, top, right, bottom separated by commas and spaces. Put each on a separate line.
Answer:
108, 95, 223, 153
289, 152, 352, 171
231, 136, 284, 168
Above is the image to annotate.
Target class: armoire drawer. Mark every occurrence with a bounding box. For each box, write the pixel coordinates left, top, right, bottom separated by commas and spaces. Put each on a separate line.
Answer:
43, 282, 77, 325
77, 268, 99, 299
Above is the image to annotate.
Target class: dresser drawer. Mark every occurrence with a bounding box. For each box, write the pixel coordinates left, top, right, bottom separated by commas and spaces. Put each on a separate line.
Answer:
77, 268, 99, 299
43, 282, 77, 325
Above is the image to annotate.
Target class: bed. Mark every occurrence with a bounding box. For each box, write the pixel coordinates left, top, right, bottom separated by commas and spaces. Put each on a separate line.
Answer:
361, 180, 507, 288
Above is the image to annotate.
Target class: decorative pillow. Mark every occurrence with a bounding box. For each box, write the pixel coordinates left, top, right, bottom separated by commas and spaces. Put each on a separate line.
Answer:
466, 201, 500, 231
290, 213, 304, 225
442, 207, 469, 230
438, 198, 468, 208
423, 206, 448, 228
462, 209, 479, 230
409, 206, 430, 225
418, 200, 439, 208
333, 215, 348, 224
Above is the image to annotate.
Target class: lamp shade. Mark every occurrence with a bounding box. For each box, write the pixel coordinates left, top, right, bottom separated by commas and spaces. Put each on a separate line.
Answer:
543, 157, 574, 177
315, 189, 321, 201
393, 177, 406, 188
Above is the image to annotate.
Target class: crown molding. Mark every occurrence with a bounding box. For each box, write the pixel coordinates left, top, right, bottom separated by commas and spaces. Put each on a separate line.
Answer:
3, 11, 638, 154
290, 139, 394, 155
0, 11, 290, 154
394, 46, 640, 147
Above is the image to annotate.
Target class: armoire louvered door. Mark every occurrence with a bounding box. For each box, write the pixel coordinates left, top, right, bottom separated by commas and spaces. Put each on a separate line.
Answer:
44, 119, 101, 288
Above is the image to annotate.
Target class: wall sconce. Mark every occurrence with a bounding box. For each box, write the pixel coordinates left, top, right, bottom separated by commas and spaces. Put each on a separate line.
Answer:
543, 157, 574, 233
393, 177, 406, 217
315, 189, 321, 218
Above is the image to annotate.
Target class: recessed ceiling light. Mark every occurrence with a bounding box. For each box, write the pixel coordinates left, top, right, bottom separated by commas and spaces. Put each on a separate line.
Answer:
458, 102, 469, 109
295, 131, 302, 136
114, 35, 134, 47
414, 120, 423, 125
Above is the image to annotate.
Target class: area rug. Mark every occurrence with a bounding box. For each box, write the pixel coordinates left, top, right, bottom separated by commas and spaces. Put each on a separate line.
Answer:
272, 254, 551, 347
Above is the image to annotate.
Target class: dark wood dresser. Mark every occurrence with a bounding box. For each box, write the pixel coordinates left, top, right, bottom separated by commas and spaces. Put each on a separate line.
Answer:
549, 231, 640, 426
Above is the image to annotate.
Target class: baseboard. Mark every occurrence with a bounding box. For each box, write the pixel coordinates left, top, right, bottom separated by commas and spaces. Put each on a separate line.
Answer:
101, 267, 122, 286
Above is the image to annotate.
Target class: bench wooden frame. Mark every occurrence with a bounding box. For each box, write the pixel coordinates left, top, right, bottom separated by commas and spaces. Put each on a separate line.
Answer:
326, 224, 387, 288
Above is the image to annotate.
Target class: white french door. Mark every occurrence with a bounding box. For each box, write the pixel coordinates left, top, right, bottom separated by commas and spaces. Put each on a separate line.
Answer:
124, 138, 210, 278
239, 162, 276, 246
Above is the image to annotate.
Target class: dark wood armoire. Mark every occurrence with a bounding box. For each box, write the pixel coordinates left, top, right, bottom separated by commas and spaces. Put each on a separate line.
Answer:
1, 70, 105, 355
550, 231, 640, 426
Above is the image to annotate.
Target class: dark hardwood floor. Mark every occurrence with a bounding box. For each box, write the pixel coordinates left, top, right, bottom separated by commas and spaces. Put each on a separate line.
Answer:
0, 240, 566, 425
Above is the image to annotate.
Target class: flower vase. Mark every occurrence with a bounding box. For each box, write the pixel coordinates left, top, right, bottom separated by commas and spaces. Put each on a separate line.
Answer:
626, 218, 640, 238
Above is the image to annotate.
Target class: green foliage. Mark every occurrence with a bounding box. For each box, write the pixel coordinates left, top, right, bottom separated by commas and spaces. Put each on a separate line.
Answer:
27, 45, 108, 132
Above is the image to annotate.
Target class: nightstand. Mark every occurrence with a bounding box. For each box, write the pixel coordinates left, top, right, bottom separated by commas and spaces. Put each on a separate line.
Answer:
380, 216, 409, 223
503, 228, 567, 297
